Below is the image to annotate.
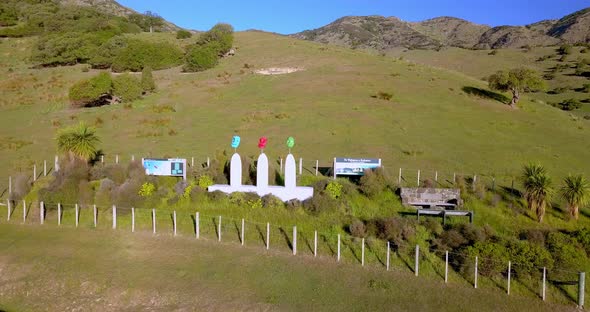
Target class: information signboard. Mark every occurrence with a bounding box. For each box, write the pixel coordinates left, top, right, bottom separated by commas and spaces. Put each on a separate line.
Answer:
333, 157, 381, 177
142, 158, 187, 180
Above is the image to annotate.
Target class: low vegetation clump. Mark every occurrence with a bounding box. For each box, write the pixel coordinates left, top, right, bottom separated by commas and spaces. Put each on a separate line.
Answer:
176, 30, 192, 39
69, 71, 156, 107
551, 98, 582, 111
183, 23, 234, 72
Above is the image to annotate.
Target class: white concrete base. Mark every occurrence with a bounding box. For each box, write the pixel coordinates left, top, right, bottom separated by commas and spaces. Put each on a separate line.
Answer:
208, 184, 313, 202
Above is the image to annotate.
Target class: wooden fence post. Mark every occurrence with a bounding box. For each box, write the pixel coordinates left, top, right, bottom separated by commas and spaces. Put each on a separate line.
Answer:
191, 157, 194, 167
131, 155, 135, 161
292, 226, 297, 255
152, 209, 156, 234
314, 230, 317, 257
474, 256, 478, 289
398, 168, 402, 184
241, 218, 245, 246
195, 212, 199, 239
8, 176, 11, 194
173, 211, 177, 236
445, 251, 449, 283
6, 199, 10, 221
361, 238, 365, 266
217, 216, 221, 242
417, 170, 421, 186
299, 158, 302, 175
33, 164, 36, 182
54, 155, 59, 173
101, 155, 104, 164
280, 158, 283, 174
57, 203, 61, 225
44, 160, 47, 176
386, 241, 390, 271
542, 267, 546, 301
507, 261, 511, 295
75, 204, 79, 227
415, 245, 419, 276
315, 160, 319, 176
266, 222, 270, 250
40, 201, 44, 225
337, 234, 341, 262
453, 172, 456, 183
579, 272, 586, 309
207, 157, 210, 168
131, 207, 135, 233
435, 171, 438, 182
115, 154, 119, 164
93, 204, 97, 227
22, 200, 26, 223
112, 205, 116, 229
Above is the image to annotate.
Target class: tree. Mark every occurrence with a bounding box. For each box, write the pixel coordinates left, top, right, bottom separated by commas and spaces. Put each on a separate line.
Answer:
68, 72, 113, 107
56, 122, 100, 162
522, 163, 553, 222
141, 66, 156, 92
183, 43, 219, 72
144, 11, 163, 33
488, 68, 546, 108
561, 175, 590, 220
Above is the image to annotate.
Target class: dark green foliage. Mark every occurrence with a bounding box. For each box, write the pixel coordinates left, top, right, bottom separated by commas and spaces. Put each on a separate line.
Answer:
349, 219, 367, 238
89, 36, 129, 69
39, 157, 91, 207
112, 74, 143, 103
183, 43, 219, 72
466, 242, 510, 276
128, 11, 164, 32
8, 174, 31, 202
0, 2, 18, 26
552, 98, 582, 111
583, 83, 590, 93
111, 39, 183, 72
176, 30, 192, 39
68, 72, 112, 107
574, 228, 590, 255
506, 239, 553, 276
183, 23, 234, 72
141, 66, 156, 92
557, 44, 573, 55
546, 232, 587, 273
261, 194, 284, 209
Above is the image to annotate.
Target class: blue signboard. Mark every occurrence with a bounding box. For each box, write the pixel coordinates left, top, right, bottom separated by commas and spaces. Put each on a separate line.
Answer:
143, 158, 186, 180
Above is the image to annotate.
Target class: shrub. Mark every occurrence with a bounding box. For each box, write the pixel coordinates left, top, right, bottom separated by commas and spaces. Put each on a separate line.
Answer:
573, 228, 590, 255
375, 91, 393, 101
141, 66, 156, 92
546, 232, 587, 274
506, 239, 554, 276
183, 43, 219, 72
325, 181, 343, 199
359, 168, 387, 197
68, 72, 112, 107
466, 242, 510, 276
112, 73, 142, 103
373, 217, 417, 249
138, 182, 155, 197
349, 219, 367, 238
261, 194, 284, 209
583, 83, 590, 93
176, 30, 192, 39
197, 175, 214, 189
111, 39, 183, 72
488, 50, 497, 56
558, 44, 572, 55
303, 193, 336, 215
554, 98, 582, 111
8, 174, 31, 202
196, 23, 234, 56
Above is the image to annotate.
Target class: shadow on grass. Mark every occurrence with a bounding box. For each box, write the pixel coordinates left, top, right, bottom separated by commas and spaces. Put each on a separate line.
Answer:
366, 241, 385, 267
462, 86, 510, 103
278, 227, 293, 251
320, 234, 335, 257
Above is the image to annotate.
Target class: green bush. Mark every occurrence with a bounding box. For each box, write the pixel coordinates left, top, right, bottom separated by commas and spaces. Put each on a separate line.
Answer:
325, 181, 343, 199
553, 98, 582, 111
176, 30, 192, 39
546, 232, 587, 274
197, 175, 214, 189
349, 219, 367, 238
183, 43, 219, 72
141, 66, 156, 92
112, 39, 183, 72
583, 83, 590, 93
558, 44, 572, 55
196, 23, 234, 56
506, 239, 553, 276
138, 182, 156, 197
112, 73, 142, 103
0, 3, 18, 26
68, 72, 112, 107
261, 194, 284, 209
466, 242, 510, 276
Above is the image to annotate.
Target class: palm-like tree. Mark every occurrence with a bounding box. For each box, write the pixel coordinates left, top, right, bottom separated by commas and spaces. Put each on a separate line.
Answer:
56, 122, 100, 162
561, 175, 590, 220
522, 163, 553, 222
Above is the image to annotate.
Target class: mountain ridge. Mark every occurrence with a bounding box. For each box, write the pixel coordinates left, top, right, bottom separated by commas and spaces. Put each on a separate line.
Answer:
292, 8, 590, 50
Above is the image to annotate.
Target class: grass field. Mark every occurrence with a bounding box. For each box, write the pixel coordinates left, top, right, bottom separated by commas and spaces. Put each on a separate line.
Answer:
0, 223, 581, 311
1, 31, 590, 193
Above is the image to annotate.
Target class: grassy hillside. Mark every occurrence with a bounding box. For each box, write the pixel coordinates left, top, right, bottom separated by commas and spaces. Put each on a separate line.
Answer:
0, 224, 578, 311
1, 31, 589, 189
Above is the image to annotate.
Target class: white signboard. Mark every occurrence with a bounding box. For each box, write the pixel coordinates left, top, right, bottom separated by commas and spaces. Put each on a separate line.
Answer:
142, 158, 187, 180
333, 157, 381, 178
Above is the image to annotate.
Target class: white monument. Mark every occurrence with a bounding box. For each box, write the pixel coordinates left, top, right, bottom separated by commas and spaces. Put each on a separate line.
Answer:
208, 136, 313, 202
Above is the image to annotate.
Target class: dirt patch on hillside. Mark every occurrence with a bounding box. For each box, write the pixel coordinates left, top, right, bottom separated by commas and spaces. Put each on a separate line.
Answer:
254, 67, 303, 75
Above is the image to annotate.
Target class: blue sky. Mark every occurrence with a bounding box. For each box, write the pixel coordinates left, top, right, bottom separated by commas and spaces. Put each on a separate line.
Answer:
117, 0, 590, 34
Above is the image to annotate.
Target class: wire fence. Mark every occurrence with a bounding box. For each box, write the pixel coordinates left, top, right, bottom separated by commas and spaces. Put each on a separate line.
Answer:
0, 198, 586, 308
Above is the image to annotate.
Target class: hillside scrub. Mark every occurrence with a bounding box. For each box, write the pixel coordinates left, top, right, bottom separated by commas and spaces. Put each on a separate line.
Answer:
110, 38, 183, 72
183, 23, 234, 72
176, 30, 192, 39
69, 71, 154, 107
488, 67, 546, 108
